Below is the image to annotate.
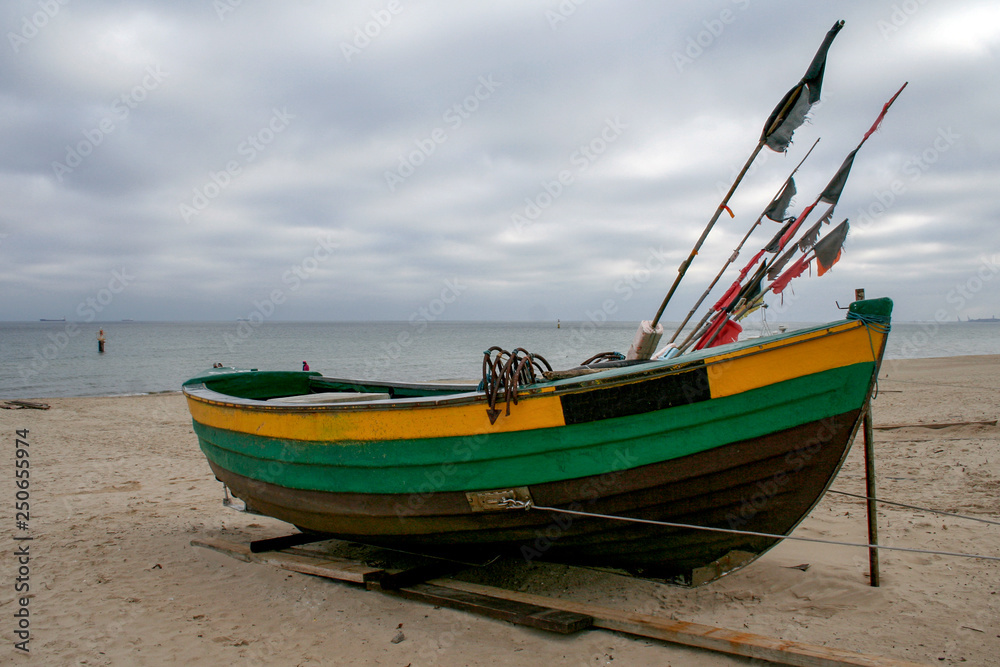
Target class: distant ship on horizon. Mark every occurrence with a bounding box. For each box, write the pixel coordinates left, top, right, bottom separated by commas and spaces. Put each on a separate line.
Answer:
39, 317, 66, 322
962, 315, 1000, 323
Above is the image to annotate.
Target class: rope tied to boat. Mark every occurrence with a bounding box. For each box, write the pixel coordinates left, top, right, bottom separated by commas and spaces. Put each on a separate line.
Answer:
506, 502, 1000, 563
481, 347, 552, 425
578, 351, 626, 366
847, 310, 891, 398
847, 310, 891, 356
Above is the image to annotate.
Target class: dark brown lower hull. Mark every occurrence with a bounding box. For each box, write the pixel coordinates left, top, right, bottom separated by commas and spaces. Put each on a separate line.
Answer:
213, 409, 861, 585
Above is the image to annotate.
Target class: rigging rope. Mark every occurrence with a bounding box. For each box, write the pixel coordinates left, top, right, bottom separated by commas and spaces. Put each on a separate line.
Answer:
579, 351, 626, 366
499, 500, 1000, 563
827, 489, 1000, 527
847, 310, 890, 398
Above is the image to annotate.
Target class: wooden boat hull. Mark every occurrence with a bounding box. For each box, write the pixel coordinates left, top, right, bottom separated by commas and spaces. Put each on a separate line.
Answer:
183, 299, 891, 585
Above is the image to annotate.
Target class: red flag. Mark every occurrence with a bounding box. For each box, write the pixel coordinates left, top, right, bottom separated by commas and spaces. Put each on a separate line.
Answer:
820, 83, 908, 205
694, 316, 744, 350
714, 248, 768, 311
712, 279, 742, 311
777, 203, 816, 251
771, 255, 812, 295
863, 82, 908, 143
738, 248, 766, 279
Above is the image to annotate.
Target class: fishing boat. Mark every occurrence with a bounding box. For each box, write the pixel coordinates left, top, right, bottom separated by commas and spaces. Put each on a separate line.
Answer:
183, 298, 891, 586
184, 20, 906, 585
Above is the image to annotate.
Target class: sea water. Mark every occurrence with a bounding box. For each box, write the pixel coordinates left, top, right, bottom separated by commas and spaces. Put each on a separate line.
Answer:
0, 319, 998, 399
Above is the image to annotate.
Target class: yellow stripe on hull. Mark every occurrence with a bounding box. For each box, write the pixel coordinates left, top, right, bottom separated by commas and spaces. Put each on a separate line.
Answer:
704, 321, 883, 399
186, 390, 567, 443
186, 319, 886, 444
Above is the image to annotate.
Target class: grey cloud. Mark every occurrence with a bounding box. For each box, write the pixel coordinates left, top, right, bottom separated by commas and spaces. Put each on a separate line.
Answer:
2, 1, 998, 323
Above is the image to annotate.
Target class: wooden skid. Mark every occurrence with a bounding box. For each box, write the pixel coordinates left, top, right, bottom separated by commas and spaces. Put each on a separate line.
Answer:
191, 537, 588, 634
191, 536, 926, 667
387, 583, 592, 634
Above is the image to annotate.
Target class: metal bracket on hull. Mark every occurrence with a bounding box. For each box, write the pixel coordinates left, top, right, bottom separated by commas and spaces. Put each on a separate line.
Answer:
465, 486, 533, 512
222, 484, 264, 515
689, 550, 757, 587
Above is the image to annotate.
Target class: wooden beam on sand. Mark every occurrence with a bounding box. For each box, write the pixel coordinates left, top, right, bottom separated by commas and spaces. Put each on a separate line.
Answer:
191, 537, 590, 634
2, 400, 51, 410
191, 536, 927, 667
431, 579, 926, 667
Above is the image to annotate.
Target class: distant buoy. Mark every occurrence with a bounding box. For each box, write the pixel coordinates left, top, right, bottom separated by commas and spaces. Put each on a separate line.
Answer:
557, 319, 560, 329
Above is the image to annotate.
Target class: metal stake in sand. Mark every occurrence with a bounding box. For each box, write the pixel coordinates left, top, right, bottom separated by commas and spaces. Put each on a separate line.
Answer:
629, 20, 846, 360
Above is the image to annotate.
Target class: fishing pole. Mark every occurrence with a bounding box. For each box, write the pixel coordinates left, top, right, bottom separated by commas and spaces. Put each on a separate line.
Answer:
628, 20, 845, 360
667, 138, 820, 346
679, 82, 908, 353
676, 188, 833, 353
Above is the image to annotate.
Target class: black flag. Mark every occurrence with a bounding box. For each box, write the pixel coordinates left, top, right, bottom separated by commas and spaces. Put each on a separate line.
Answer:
814, 220, 850, 276
762, 20, 845, 152
819, 148, 859, 205
765, 178, 797, 221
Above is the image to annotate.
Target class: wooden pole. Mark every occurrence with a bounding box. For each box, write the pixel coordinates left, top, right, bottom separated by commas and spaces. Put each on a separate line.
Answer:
668, 139, 820, 344
649, 140, 765, 330
855, 287, 880, 587
863, 407, 879, 587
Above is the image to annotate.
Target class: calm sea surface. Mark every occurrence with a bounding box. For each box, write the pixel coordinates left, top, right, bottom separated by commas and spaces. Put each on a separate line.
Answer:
1, 319, 998, 399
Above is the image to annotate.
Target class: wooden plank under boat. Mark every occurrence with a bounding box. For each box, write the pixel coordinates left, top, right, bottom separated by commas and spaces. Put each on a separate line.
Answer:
182, 298, 892, 586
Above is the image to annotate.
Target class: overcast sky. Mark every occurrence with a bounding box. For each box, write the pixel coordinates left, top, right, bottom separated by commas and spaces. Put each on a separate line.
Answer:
1, 1, 998, 324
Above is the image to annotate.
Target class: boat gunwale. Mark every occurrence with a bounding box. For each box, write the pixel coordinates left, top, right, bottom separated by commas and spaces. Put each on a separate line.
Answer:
181, 318, 875, 412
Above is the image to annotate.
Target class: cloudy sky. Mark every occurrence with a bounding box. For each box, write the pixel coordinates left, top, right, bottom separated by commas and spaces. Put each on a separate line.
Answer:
1, 0, 998, 324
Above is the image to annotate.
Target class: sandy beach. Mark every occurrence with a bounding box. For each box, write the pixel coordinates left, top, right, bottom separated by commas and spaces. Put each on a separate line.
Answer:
2, 355, 998, 666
